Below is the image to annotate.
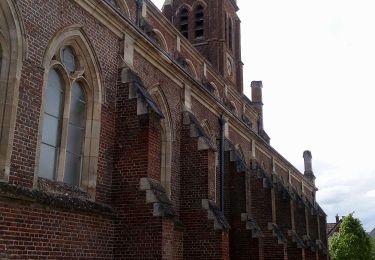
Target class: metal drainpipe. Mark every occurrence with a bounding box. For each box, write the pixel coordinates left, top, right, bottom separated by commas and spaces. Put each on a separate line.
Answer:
219, 115, 225, 213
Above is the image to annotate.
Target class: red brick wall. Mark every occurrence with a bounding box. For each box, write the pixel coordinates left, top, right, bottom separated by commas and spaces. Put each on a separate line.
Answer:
295, 201, 307, 238
180, 123, 229, 259
225, 155, 258, 259
250, 168, 285, 259
0, 200, 113, 259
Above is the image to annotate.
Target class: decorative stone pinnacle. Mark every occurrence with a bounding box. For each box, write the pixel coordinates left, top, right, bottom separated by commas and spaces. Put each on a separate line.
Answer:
303, 150, 316, 182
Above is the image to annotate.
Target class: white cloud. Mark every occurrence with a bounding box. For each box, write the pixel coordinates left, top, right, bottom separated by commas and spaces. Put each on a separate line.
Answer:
365, 190, 375, 198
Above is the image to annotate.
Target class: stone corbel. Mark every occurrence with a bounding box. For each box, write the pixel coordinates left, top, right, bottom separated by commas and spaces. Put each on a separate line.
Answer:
288, 230, 305, 248
303, 234, 317, 252
183, 111, 216, 151
139, 178, 176, 218
241, 213, 263, 238
202, 199, 230, 231
268, 222, 287, 245
121, 68, 164, 117
224, 140, 249, 173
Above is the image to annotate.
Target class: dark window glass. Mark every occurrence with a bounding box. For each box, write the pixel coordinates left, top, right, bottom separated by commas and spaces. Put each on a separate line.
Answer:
228, 18, 233, 50
180, 8, 189, 38
194, 5, 204, 38
39, 69, 65, 180
64, 82, 86, 186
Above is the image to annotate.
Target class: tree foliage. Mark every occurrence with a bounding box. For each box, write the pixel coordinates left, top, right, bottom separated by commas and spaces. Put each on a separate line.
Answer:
329, 213, 374, 260
371, 237, 375, 259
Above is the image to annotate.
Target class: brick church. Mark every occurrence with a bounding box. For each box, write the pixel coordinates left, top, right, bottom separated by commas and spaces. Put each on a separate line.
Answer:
0, 0, 329, 259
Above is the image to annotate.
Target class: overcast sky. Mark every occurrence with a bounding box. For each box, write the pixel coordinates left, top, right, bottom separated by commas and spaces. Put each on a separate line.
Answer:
152, 0, 375, 231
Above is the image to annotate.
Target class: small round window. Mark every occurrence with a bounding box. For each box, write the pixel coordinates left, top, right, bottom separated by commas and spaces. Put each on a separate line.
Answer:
62, 46, 77, 73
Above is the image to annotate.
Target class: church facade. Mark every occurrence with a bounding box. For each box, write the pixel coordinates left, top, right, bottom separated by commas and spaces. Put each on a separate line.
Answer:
0, 0, 328, 259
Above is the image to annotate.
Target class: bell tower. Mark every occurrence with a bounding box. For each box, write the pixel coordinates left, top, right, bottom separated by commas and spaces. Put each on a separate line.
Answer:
163, 0, 243, 93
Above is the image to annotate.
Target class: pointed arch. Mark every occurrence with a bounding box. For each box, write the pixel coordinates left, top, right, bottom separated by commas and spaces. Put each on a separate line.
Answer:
107, 0, 131, 19
151, 29, 169, 53
36, 25, 103, 197
0, 0, 25, 181
209, 82, 220, 99
201, 119, 216, 148
234, 144, 245, 162
148, 84, 174, 198
201, 118, 217, 201
230, 100, 237, 115
192, 0, 208, 10
185, 58, 198, 79
176, 4, 191, 38
175, 3, 192, 16
118, 0, 131, 19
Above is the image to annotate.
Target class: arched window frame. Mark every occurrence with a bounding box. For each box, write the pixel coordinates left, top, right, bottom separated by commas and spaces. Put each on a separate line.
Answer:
209, 82, 220, 99
150, 29, 169, 53
36, 26, 102, 197
179, 7, 190, 38
185, 59, 198, 79
194, 4, 205, 39
0, 0, 25, 182
107, 0, 131, 19
201, 119, 218, 202
148, 85, 174, 198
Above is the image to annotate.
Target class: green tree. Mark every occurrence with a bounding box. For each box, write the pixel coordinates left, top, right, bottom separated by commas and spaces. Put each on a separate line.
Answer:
371, 236, 375, 259
329, 213, 374, 260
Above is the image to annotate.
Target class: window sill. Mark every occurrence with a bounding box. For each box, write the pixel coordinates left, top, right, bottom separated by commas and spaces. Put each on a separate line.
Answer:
0, 181, 113, 215
37, 177, 90, 200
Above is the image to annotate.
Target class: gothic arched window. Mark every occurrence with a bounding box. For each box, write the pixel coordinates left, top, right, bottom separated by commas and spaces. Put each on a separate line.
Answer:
39, 44, 93, 188
194, 5, 204, 38
179, 8, 189, 38
228, 17, 233, 51
0, 0, 24, 182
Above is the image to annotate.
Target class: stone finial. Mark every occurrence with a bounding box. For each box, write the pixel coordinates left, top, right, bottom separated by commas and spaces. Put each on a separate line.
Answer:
335, 214, 339, 223
303, 150, 316, 184
251, 81, 264, 132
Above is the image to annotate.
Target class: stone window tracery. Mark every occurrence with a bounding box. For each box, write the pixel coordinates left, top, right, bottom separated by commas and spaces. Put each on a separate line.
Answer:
39, 46, 87, 186
38, 38, 100, 194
